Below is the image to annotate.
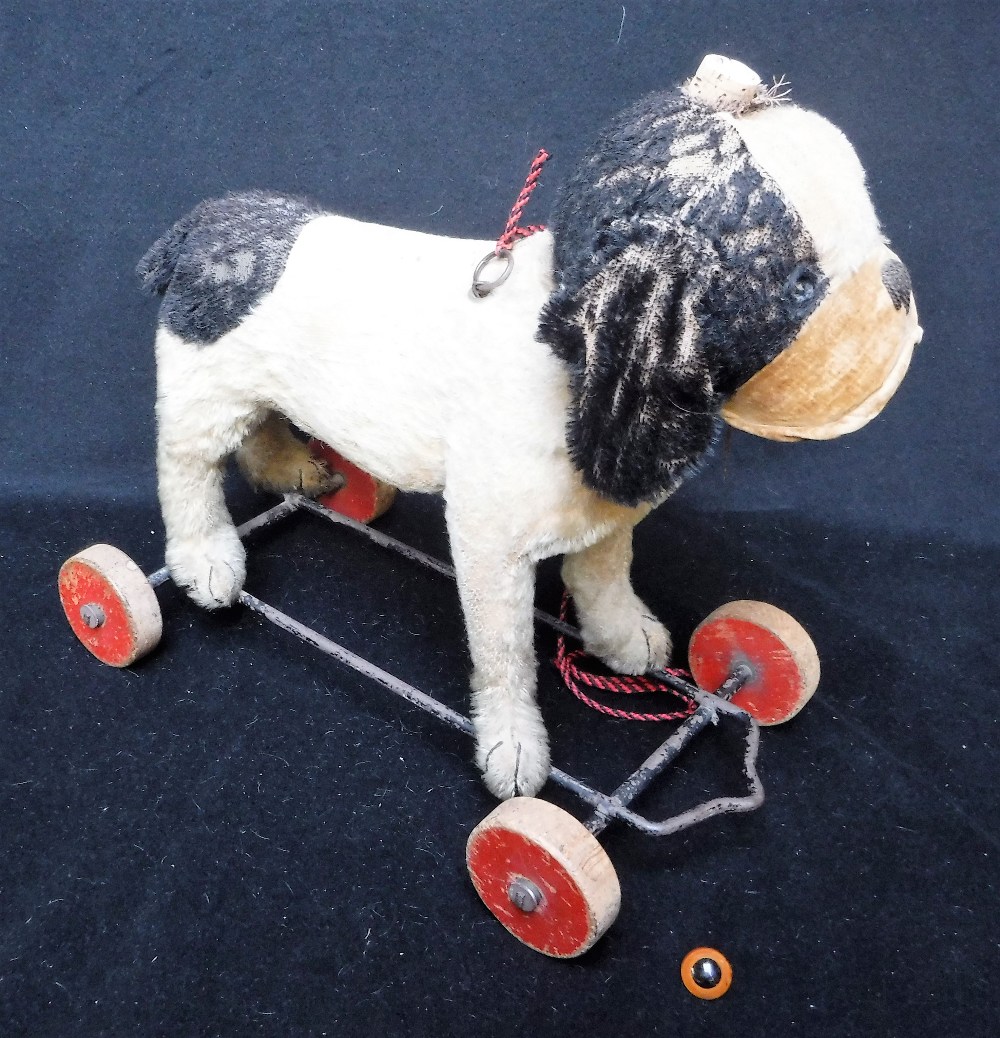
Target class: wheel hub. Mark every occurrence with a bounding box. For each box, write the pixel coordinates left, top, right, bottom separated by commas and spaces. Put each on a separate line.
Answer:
80, 603, 106, 629
507, 876, 543, 913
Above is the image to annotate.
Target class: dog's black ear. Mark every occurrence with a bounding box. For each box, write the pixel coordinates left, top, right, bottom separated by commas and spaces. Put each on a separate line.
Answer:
539, 231, 717, 507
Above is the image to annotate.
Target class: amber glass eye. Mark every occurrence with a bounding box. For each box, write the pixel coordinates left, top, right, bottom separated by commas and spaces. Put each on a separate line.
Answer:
681, 947, 733, 999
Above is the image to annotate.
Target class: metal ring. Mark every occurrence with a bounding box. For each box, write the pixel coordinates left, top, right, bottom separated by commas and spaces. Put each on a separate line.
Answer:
471, 248, 513, 298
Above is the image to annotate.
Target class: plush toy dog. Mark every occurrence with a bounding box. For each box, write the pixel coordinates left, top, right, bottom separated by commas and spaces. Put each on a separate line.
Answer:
138, 56, 920, 799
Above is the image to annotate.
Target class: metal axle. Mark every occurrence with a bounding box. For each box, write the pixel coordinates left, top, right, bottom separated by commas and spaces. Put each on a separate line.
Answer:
145, 493, 767, 841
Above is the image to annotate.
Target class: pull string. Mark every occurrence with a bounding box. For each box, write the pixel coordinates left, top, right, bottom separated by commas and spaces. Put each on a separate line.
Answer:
554, 593, 699, 722
495, 148, 551, 254
471, 148, 551, 298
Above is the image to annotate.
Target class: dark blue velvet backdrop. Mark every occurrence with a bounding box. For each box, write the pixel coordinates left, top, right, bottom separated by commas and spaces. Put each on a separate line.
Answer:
1, 3, 996, 1036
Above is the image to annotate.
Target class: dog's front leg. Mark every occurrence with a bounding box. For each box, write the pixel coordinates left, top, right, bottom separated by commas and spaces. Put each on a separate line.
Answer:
448, 523, 549, 799
562, 525, 671, 674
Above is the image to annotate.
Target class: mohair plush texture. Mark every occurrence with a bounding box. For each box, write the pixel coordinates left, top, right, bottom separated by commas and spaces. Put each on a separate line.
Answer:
4, 3, 997, 1036
881, 257, 913, 312
138, 58, 914, 807
137, 191, 322, 345
541, 87, 827, 505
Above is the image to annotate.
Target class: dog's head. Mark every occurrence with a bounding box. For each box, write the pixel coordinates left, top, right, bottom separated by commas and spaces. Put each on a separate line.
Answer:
540, 55, 921, 507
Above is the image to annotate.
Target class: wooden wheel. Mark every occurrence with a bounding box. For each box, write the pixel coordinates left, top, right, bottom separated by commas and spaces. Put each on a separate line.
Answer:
688, 600, 820, 724
308, 441, 396, 524
58, 544, 162, 667
466, 797, 620, 958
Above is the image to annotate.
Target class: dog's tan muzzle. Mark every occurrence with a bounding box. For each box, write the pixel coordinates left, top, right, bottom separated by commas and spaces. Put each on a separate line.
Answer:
721, 248, 922, 441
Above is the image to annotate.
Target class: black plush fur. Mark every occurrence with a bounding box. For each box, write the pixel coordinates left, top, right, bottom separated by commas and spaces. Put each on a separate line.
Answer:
137, 191, 322, 345
540, 88, 828, 507
881, 257, 912, 312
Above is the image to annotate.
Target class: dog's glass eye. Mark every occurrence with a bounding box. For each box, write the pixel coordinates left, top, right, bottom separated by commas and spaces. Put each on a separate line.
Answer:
785, 265, 818, 307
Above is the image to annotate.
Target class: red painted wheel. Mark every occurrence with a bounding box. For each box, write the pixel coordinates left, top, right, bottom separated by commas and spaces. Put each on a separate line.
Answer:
466, 797, 620, 958
308, 440, 396, 524
688, 600, 820, 724
58, 544, 162, 667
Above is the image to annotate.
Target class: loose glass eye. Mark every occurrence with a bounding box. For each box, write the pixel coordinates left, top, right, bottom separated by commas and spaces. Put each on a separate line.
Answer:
681, 947, 733, 999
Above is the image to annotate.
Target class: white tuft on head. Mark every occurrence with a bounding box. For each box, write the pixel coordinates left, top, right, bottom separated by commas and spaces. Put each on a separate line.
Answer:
685, 55, 763, 113
684, 54, 791, 115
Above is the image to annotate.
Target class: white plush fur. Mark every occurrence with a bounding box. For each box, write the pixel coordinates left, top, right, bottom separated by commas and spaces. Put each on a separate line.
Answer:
155, 222, 663, 799
730, 104, 884, 282
155, 99, 902, 801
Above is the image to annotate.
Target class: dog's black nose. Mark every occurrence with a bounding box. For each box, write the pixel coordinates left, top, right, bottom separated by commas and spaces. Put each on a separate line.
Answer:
881, 257, 912, 312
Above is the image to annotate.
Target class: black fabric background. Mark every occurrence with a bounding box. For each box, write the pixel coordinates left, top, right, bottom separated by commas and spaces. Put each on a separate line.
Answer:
2, 2, 997, 1035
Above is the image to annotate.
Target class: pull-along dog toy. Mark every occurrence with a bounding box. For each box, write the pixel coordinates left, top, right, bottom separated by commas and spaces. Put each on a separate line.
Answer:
59, 55, 920, 956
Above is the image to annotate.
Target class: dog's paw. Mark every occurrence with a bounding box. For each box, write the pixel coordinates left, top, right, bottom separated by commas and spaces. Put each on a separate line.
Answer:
588, 610, 672, 676
472, 696, 550, 799
237, 424, 345, 498
166, 529, 246, 609
290, 457, 344, 498
476, 735, 551, 800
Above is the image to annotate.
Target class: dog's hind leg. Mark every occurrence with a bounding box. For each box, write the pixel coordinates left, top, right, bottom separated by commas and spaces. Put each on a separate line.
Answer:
155, 342, 258, 609
562, 525, 672, 674
235, 412, 343, 497
447, 514, 550, 799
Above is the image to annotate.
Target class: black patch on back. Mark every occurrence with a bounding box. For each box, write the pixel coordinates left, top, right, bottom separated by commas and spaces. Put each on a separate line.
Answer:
136, 190, 323, 345
881, 257, 912, 312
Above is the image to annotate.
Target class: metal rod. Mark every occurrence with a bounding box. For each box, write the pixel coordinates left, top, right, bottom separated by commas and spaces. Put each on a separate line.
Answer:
295, 494, 455, 579
585, 664, 759, 837
293, 494, 580, 639
147, 497, 303, 589
240, 581, 764, 839
238, 591, 628, 816
148, 493, 579, 639
607, 717, 764, 837
586, 708, 717, 836
239, 590, 475, 737
140, 493, 766, 839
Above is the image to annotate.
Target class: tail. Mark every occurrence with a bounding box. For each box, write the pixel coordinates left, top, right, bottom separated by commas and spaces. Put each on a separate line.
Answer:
135, 212, 196, 295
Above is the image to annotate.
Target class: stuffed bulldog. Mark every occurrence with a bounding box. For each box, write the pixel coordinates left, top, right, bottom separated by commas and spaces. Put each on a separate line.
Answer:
138, 55, 920, 799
